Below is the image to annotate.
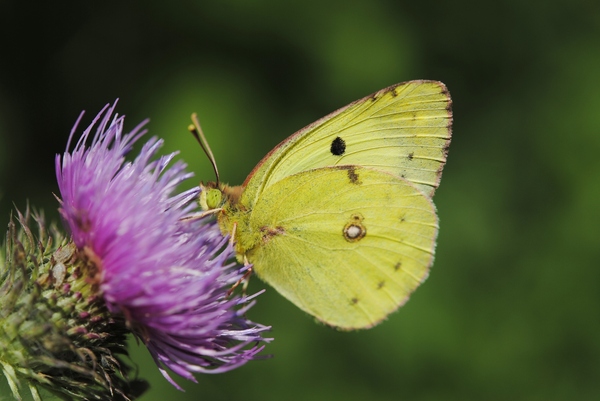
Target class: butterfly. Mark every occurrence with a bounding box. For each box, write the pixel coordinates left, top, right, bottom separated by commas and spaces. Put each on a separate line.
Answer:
191, 80, 452, 330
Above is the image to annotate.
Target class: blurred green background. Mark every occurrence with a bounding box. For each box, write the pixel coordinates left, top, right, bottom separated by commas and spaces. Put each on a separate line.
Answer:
1, 0, 599, 400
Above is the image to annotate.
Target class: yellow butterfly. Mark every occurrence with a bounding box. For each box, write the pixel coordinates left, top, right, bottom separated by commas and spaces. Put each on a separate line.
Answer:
191, 80, 452, 330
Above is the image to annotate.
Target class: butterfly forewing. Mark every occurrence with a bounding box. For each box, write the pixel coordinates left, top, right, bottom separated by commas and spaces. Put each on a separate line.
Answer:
240, 80, 452, 213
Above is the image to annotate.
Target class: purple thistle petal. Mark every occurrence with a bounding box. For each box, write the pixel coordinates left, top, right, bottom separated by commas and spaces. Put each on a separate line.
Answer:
55, 102, 271, 389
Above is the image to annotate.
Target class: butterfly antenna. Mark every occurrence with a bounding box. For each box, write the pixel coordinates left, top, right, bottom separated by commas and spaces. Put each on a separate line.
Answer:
189, 113, 220, 185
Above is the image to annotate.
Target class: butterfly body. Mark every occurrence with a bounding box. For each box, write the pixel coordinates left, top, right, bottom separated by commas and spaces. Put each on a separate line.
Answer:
200, 80, 452, 330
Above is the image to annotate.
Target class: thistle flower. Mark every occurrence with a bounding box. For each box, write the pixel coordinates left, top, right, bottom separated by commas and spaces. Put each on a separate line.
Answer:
55, 103, 270, 389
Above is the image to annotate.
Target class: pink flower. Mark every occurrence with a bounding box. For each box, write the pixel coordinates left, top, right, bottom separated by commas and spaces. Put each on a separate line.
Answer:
55, 102, 270, 389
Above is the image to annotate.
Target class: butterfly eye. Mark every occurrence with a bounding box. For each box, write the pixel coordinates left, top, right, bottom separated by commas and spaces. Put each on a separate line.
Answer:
206, 189, 223, 209
199, 187, 223, 210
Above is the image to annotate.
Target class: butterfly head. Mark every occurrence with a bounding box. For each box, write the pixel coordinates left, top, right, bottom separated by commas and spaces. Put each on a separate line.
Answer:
199, 182, 243, 211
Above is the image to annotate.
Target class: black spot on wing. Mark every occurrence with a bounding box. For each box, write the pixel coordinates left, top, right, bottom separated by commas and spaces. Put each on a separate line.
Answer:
347, 168, 359, 184
330, 136, 346, 156
334, 165, 363, 185
441, 84, 453, 114
407, 152, 414, 161
443, 143, 451, 157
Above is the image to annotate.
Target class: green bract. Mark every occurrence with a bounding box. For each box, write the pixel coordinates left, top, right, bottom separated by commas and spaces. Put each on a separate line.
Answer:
0, 210, 146, 401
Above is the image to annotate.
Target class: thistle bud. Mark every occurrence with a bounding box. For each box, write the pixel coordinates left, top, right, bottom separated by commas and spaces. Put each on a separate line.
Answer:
0, 210, 147, 400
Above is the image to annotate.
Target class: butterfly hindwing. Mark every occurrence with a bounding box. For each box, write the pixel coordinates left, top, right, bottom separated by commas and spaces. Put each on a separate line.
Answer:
241, 166, 438, 329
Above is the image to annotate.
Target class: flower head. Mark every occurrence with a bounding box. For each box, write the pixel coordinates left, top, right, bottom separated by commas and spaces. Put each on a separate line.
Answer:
55, 102, 270, 389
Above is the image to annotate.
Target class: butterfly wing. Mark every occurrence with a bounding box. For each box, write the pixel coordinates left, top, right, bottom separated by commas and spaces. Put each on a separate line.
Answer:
242, 166, 438, 329
240, 80, 452, 212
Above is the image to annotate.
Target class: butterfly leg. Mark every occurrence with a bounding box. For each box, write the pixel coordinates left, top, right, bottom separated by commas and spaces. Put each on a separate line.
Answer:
227, 253, 254, 297
229, 221, 237, 246
241, 255, 253, 294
